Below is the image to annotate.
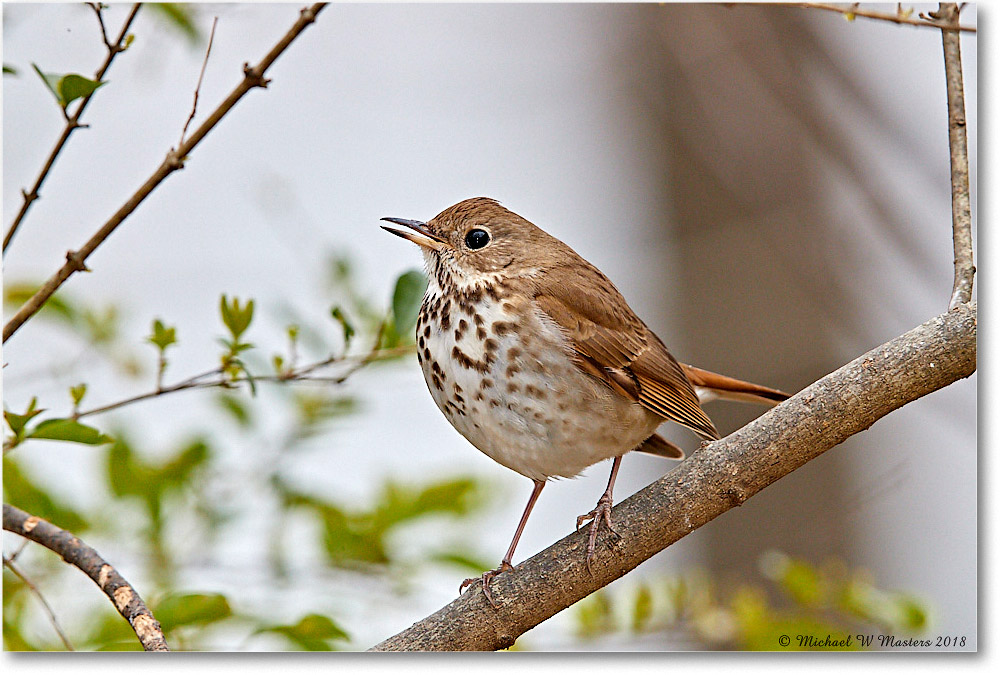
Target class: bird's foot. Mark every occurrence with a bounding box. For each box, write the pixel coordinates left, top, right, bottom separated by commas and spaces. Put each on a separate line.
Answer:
576, 494, 619, 572
459, 561, 513, 608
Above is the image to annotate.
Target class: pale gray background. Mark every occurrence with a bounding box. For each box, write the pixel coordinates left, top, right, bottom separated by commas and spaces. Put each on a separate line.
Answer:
2, 2, 978, 651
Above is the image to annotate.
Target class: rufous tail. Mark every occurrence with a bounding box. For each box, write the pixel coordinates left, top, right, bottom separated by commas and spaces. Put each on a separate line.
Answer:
680, 364, 791, 406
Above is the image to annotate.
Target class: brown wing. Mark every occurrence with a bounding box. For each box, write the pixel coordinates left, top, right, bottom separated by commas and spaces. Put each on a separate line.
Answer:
534, 263, 719, 441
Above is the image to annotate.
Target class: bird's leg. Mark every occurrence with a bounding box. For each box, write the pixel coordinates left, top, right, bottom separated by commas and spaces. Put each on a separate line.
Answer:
460, 479, 545, 608
576, 455, 623, 571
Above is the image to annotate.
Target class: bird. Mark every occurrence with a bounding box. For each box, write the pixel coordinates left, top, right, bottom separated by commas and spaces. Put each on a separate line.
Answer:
381, 197, 789, 606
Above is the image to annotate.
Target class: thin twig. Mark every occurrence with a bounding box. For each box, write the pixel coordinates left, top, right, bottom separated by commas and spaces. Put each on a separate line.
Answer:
88, 2, 114, 51
74, 367, 225, 420
2, 4, 141, 255
3, 504, 170, 651
7, 539, 30, 563
930, 3, 975, 308
179, 16, 219, 147
3, 4, 328, 342
72, 343, 413, 421
3, 554, 76, 651
797, 2, 977, 32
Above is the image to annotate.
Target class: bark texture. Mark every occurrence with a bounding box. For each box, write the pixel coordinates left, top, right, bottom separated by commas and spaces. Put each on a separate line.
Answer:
371, 303, 976, 651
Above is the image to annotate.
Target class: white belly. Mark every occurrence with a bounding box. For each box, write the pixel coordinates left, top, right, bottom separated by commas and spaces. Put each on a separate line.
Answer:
415, 290, 660, 481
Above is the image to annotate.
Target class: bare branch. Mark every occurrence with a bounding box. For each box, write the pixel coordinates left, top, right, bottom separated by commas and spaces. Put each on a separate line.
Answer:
930, 3, 975, 308
3, 504, 170, 652
3, 554, 75, 650
88, 2, 114, 51
797, 2, 977, 32
3, 4, 328, 343
370, 303, 976, 651
179, 16, 220, 147
2, 4, 141, 255
71, 344, 414, 421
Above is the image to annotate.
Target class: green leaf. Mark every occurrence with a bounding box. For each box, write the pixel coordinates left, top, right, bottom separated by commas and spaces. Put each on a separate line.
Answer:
631, 583, 653, 632
106, 438, 145, 498
780, 558, 823, 607
31, 64, 105, 108
148, 3, 201, 44
391, 270, 427, 338
3, 64, 17, 76
318, 504, 388, 565
220, 295, 254, 341
147, 318, 177, 351
258, 613, 349, 651
4, 283, 78, 324
330, 306, 355, 348
154, 593, 231, 632
2, 457, 90, 533
216, 393, 252, 427
428, 550, 495, 574
31, 63, 61, 102
373, 477, 481, 529
157, 439, 210, 488
4, 397, 44, 438
28, 418, 113, 445
69, 384, 88, 407
892, 595, 929, 632
57, 74, 106, 107
293, 393, 358, 430
105, 437, 210, 503
574, 590, 614, 638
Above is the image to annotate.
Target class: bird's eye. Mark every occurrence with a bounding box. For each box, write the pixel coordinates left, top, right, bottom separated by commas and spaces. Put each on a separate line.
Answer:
464, 228, 490, 250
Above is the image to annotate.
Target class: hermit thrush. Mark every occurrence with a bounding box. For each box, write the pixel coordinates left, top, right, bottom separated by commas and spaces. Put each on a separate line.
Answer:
382, 197, 789, 606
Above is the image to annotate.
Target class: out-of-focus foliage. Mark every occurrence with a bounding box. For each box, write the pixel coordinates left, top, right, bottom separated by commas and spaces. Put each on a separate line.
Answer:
277, 477, 484, 567
147, 3, 202, 44
3, 258, 491, 651
572, 550, 930, 650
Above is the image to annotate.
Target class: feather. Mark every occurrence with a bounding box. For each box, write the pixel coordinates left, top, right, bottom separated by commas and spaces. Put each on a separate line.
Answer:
534, 262, 720, 441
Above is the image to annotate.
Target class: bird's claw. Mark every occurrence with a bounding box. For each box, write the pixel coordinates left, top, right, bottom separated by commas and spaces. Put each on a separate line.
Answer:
576, 495, 619, 572
460, 561, 513, 608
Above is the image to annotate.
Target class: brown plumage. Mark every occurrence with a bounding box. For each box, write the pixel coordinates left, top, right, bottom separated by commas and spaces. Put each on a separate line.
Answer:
382, 197, 791, 605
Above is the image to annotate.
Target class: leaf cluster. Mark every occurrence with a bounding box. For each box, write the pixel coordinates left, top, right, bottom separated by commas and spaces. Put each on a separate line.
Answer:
572, 551, 930, 650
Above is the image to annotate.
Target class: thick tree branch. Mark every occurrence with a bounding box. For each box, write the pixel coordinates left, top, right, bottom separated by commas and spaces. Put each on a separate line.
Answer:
371, 303, 976, 651
3, 504, 170, 651
930, 3, 975, 308
2, 4, 141, 255
2, 3, 328, 343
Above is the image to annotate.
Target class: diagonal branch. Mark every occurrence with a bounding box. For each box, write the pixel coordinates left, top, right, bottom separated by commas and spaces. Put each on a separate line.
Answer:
3, 554, 75, 650
3, 4, 142, 255
3, 503, 170, 651
931, 3, 975, 308
2, 3, 328, 343
370, 302, 976, 651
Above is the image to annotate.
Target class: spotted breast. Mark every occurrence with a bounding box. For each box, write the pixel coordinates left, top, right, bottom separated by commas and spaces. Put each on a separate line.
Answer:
414, 270, 662, 482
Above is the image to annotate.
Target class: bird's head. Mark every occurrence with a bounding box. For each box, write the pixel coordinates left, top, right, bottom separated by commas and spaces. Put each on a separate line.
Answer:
382, 197, 560, 289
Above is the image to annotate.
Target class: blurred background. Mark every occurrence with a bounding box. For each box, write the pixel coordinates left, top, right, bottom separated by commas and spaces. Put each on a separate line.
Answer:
2, 2, 977, 651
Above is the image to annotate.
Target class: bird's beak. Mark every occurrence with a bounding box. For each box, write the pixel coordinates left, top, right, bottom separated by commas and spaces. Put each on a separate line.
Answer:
380, 217, 449, 252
